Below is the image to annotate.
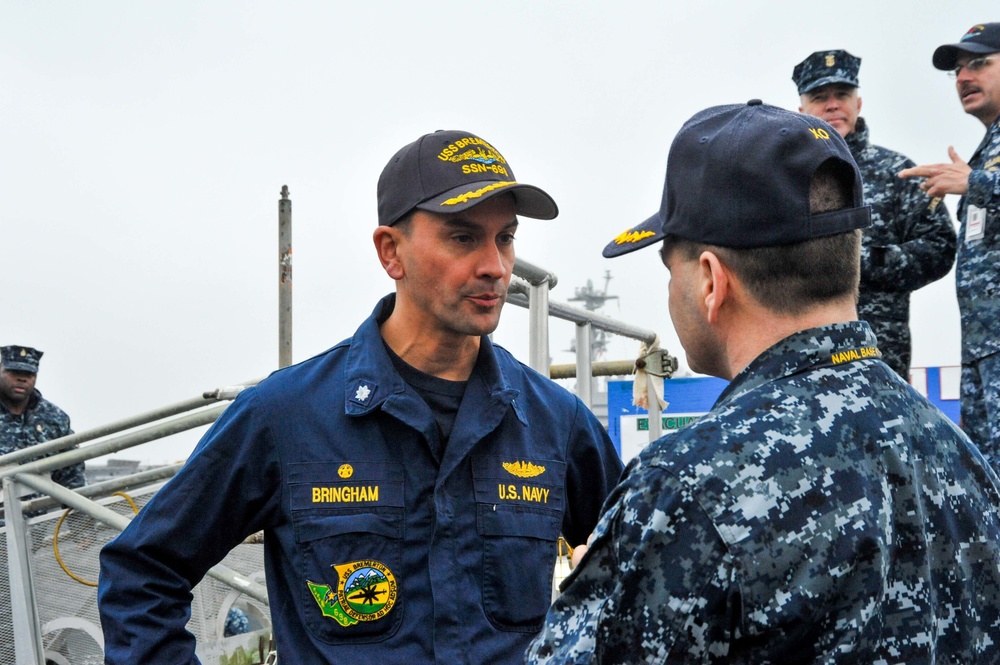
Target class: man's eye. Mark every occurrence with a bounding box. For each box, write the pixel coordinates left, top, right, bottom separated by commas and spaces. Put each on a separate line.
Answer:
499, 233, 516, 244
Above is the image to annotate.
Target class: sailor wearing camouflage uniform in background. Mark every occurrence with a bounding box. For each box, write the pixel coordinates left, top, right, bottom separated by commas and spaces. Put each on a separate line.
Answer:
0, 345, 84, 489
527, 102, 1000, 664
794, 50, 957, 379
902, 23, 1000, 470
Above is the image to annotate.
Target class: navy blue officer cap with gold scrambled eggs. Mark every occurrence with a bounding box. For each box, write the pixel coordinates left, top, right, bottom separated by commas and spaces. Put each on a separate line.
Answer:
603, 100, 870, 258
377, 130, 558, 227
792, 49, 861, 95
0, 345, 43, 373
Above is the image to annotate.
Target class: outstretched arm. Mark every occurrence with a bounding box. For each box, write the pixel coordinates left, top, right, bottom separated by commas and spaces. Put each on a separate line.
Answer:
899, 147, 972, 198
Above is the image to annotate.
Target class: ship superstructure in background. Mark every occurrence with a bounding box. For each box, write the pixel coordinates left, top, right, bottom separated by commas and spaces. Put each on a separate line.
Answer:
567, 271, 618, 361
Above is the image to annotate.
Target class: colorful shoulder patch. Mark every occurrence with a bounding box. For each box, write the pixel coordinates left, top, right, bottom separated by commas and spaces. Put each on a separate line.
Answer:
307, 559, 397, 627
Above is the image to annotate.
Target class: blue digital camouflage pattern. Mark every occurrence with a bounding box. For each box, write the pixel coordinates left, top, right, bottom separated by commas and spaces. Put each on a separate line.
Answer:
527, 321, 1000, 664
846, 118, 957, 378
0, 345, 43, 373
957, 116, 1000, 362
961, 354, 1000, 470
955, 117, 1000, 463
0, 389, 85, 489
791, 49, 860, 94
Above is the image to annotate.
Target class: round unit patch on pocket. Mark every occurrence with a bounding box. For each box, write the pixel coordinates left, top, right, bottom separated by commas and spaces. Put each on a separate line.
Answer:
308, 559, 398, 626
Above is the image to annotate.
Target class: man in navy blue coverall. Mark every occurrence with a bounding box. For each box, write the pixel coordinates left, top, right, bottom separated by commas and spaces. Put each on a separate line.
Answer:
97, 129, 624, 664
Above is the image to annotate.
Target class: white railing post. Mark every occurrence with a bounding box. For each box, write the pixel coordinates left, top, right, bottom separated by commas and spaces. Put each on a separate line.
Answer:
575, 322, 593, 408
3, 477, 45, 664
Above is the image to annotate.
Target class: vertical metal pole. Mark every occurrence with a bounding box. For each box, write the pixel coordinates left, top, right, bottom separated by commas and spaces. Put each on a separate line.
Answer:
3, 477, 44, 664
646, 375, 663, 441
528, 282, 550, 375
575, 322, 593, 408
278, 186, 293, 369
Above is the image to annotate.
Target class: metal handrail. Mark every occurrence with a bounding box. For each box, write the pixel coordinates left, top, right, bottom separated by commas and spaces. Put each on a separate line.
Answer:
18, 463, 183, 515
1, 378, 271, 665
508, 283, 656, 344
0, 377, 262, 468
0, 404, 228, 482
14, 472, 269, 605
514, 257, 558, 288
508, 266, 670, 441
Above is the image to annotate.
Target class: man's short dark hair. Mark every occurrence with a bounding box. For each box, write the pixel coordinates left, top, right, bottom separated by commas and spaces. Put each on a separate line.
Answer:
392, 211, 415, 235
663, 159, 861, 314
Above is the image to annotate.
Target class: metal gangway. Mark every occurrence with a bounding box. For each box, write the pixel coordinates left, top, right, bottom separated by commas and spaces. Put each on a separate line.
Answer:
0, 189, 677, 664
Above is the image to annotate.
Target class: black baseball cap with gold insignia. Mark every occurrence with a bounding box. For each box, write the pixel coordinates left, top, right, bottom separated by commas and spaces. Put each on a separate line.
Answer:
377, 130, 558, 227
0, 345, 43, 373
603, 100, 870, 258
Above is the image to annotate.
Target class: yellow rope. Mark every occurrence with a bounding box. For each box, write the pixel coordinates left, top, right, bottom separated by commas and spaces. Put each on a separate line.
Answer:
53, 491, 139, 587
557, 536, 574, 561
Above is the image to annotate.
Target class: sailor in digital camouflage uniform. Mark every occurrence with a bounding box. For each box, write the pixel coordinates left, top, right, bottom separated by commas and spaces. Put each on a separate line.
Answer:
526, 101, 1000, 664
901, 23, 1000, 471
0, 345, 85, 489
793, 50, 957, 379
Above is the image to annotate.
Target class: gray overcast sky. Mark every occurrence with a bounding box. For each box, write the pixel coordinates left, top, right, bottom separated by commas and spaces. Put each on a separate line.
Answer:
3, 1, 996, 464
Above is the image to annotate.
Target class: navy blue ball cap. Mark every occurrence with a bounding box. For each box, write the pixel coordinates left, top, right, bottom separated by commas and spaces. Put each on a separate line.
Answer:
933, 23, 1000, 70
603, 212, 665, 258
604, 100, 871, 258
377, 130, 558, 226
0, 345, 43, 373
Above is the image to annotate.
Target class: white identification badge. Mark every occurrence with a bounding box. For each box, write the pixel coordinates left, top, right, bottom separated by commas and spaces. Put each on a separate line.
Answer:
966, 205, 986, 242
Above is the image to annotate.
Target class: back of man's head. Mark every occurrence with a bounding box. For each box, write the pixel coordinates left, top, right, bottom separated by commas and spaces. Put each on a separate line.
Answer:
713, 160, 861, 313
809, 158, 855, 214
604, 100, 870, 312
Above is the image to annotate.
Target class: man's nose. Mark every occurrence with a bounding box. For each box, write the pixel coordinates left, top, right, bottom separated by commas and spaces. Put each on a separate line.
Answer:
476, 243, 509, 279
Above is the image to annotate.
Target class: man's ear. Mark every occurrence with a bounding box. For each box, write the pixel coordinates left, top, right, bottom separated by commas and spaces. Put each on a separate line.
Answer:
699, 250, 730, 325
374, 226, 405, 280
